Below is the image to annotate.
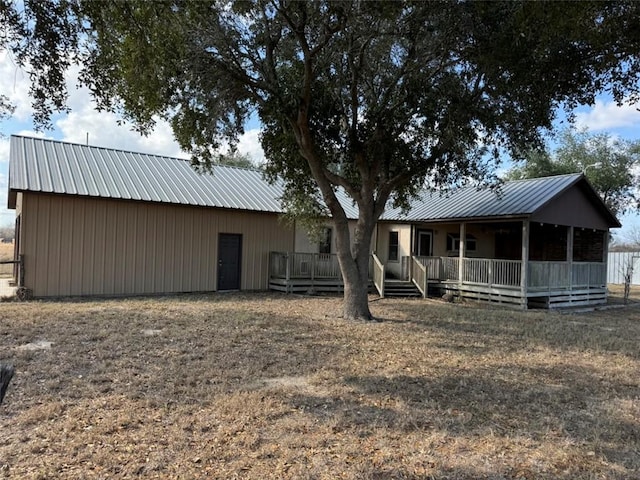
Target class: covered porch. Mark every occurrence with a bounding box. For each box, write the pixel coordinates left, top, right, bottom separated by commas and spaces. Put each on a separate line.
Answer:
387, 217, 610, 308
268, 174, 618, 309
269, 218, 610, 308
404, 254, 607, 308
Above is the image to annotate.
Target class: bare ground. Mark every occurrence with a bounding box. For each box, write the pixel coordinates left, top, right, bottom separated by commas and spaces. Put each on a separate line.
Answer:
0, 292, 638, 479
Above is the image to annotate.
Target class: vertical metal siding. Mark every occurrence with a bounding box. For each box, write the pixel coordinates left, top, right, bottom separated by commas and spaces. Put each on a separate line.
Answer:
21, 193, 294, 297
607, 251, 640, 284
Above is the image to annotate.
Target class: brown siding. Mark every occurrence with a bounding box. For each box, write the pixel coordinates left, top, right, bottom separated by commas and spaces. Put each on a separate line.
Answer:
531, 184, 611, 230
21, 193, 294, 297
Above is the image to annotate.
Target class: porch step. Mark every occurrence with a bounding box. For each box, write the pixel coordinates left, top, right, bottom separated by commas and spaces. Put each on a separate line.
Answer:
383, 280, 422, 298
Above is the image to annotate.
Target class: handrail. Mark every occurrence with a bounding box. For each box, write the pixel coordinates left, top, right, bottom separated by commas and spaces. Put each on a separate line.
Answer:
371, 253, 385, 298
410, 256, 428, 298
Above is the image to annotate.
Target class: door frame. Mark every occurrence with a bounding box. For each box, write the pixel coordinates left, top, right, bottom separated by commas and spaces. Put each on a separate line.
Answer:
217, 233, 242, 291
415, 229, 433, 257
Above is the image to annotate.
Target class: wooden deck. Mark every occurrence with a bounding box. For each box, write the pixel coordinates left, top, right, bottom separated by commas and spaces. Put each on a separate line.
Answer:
269, 252, 346, 293
269, 252, 608, 308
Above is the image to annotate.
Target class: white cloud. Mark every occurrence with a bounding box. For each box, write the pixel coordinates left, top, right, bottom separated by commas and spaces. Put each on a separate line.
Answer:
236, 128, 265, 164
56, 109, 187, 158
0, 170, 12, 227
0, 137, 9, 163
0, 51, 33, 122
575, 99, 640, 131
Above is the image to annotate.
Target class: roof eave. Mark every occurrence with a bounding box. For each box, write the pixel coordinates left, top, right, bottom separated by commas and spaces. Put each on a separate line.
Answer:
8, 190, 17, 210
379, 214, 531, 224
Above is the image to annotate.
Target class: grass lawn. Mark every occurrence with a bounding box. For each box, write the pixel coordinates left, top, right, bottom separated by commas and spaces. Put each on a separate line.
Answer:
0, 293, 638, 479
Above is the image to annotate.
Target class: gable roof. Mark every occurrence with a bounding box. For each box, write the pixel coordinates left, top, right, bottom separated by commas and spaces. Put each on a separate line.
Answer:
8, 135, 286, 213
380, 173, 620, 227
8, 135, 619, 228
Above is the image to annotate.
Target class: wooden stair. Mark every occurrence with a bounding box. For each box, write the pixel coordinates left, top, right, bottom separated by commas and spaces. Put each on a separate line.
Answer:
383, 279, 422, 298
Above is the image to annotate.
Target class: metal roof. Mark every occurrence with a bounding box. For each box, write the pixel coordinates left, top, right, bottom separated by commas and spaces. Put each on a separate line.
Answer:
9, 135, 285, 213
380, 174, 585, 222
7, 135, 618, 227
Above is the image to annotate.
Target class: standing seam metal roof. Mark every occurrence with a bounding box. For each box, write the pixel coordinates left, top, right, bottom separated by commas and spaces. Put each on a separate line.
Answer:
380, 173, 592, 222
9, 135, 285, 213
7, 135, 619, 227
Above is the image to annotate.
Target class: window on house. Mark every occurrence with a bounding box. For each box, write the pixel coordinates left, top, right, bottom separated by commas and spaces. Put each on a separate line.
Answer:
319, 227, 332, 254
388, 231, 399, 261
447, 233, 477, 252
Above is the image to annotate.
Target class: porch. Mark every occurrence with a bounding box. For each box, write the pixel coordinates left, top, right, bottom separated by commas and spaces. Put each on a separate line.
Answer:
404, 256, 607, 308
269, 252, 346, 293
268, 251, 607, 308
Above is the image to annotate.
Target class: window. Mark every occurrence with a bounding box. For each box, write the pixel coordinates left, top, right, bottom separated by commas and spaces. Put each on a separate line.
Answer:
319, 227, 332, 254
388, 231, 399, 261
447, 233, 476, 252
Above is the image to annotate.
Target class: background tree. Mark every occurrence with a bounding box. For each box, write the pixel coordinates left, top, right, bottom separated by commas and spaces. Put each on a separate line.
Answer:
216, 152, 256, 169
506, 128, 640, 217
0, 226, 15, 241
3, 1, 640, 320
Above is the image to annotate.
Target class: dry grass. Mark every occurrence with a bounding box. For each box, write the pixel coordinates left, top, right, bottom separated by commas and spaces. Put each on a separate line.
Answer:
0, 243, 14, 278
0, 293, 638, 479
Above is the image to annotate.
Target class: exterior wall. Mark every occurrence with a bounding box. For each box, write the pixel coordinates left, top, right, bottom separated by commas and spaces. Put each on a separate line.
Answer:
430, 223, 495, 258
375, 221, 499, 277
20, 193, 294, 297
531, 184, 612, 230
293, 220, 358, 254
376, 223, 411, 278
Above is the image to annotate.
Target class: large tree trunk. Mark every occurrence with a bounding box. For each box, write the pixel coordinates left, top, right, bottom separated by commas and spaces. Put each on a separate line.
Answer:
333, 213, 376, 321
342, 261, 373, 320
0, 364, 14, 405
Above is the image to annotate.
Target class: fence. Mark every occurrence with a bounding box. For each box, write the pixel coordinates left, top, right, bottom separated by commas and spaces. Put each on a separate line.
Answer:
607, 251, 640, 284
0, 254, 23, 286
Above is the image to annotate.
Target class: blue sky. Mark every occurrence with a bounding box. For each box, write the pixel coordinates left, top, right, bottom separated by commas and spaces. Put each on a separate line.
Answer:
1, 50, 640, 240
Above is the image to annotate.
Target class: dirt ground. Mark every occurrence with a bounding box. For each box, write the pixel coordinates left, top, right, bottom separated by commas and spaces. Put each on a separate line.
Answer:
0, 293, 638, 479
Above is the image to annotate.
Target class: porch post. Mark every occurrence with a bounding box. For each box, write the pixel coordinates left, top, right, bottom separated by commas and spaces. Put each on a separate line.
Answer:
567, 226, 574, 290
520, 220, 529, 310
458, 222, 466, 289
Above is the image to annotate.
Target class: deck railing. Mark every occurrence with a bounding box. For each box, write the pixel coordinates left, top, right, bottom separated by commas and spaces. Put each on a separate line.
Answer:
269, 252, 342, 281
529, 261, 606, 290
271, 252, 606, 293
462, 258, 521, 287
410, 256, 428, 297
372, 253, 385, 298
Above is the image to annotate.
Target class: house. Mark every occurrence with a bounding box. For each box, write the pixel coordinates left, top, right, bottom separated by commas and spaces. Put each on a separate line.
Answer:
371, 174, 619, 308
7, 135, 620, 308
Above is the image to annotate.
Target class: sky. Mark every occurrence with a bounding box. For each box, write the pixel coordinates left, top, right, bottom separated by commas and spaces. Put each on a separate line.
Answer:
1, 50, 640, 240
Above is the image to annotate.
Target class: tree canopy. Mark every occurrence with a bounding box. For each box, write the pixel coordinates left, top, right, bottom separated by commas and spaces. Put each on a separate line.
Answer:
506, 128, 640, 217
3, 0, 640, 319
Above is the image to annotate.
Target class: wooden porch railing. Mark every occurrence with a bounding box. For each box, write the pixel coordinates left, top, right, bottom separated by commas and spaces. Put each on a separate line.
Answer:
407, 256, 605, 291
528, 261, 606, 290
462, 258, 521, 287
270, 252, 607, 294
371, 253, 385, 298
410, 256, 428, 298
269, 252, 342, 281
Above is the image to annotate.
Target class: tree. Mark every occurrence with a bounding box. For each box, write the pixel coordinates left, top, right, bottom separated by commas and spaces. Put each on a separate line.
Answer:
3, 1, 640, 320
217, 152, 256, 169
0, 226, 15, 241
506, 128, 640, 217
